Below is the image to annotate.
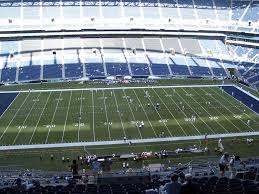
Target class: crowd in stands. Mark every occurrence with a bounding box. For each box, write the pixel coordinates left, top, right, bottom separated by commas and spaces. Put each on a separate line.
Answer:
1, 152, 259, 194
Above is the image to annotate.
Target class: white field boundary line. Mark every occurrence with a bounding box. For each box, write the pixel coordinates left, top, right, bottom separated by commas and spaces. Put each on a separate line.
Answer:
0, 93, 31, 141
209, 87, 257, 131
0, 84, 236, 94
233, 85, 259, 115
218, 87, 259, 119
201, 88, 252, 132
2, 131, 259, 151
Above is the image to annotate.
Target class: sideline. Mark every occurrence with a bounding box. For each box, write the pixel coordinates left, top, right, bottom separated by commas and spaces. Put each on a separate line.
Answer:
1, 131, 259, 151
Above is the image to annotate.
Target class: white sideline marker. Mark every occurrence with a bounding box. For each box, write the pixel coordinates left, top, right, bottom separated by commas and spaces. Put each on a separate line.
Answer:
208, 87, 255, 132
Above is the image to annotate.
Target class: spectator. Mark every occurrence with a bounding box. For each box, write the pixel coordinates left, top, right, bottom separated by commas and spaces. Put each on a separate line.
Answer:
180, 174, 199, 194
162, 174, 181, 194
219, 152, 230, 177
229, 155, 241, 179
13, 178, 26, 192
70, 160, 79, 178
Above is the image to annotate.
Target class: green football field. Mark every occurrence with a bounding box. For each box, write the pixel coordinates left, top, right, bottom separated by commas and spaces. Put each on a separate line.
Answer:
0, 85, 259, 146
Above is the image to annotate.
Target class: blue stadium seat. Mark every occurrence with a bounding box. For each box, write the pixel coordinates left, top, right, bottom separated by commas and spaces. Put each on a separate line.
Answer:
169, 55, 190, 76
130, 63, 150, 76
85, 63, 105, 78
150, 63, 170, 76
1, 67, 17, 82
43, 64, 63, 80
106, 63, 129, 76
190, 66, 212, 76
65, 63, 83, 79
18, 65, 41, 81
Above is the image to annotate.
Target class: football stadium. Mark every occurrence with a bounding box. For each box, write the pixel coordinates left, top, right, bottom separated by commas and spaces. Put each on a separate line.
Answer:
0, 0, 258, 193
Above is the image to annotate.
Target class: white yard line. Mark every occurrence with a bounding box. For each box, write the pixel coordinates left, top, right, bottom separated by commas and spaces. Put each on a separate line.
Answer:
12, 92, 42, 145
139, 89, 172, 137
122, 89, 143, 139
196, 88, 242, 133
131, 89, 158, 138
78, 90, 83, 142
61, 91, 72, 143
176, 88, 216, 134
0, 93, 19, 120
161, 88, 202, 135
102, 90, 112, 141
0, 93, 31, 141
45, 91, 62, 144
91, 91, 96, 141
185, 88, 230, 134
29, 92, 52, 144
152, 88, 187, 136
112, 90, 127, 137
209, 87, 255, 131
2, 131, 259, 150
